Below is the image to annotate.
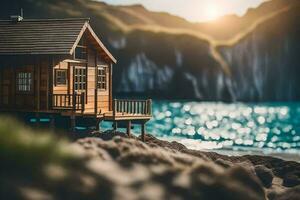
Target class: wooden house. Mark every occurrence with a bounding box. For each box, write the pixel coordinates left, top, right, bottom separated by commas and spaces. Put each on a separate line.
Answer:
0, 17, 152, 140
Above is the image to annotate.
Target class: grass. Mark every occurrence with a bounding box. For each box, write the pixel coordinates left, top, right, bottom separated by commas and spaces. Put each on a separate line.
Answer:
0, 116, 78, 174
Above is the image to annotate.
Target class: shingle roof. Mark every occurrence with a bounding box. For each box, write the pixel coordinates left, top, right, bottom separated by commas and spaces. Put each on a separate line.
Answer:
0, 18, 116, 63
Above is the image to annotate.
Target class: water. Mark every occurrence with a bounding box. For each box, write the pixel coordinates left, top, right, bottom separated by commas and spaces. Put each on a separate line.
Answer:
144, 101, 300, 153
100, 101, 300, 153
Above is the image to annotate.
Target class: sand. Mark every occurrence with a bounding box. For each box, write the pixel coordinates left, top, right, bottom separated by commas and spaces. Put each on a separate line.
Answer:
1, 120, 300, 200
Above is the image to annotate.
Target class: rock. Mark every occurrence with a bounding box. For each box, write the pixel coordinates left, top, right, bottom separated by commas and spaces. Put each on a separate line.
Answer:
226, 166, 265, 199
215, 158, 232, 168
283, 173, 300, 187
255, 165, 274, 188
274, 185, 300, 200
0, 118, 298, 200
267, 190, 278, 200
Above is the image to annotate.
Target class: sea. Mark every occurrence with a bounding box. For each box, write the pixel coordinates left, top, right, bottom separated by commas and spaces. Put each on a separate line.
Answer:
102, 101, 300, 155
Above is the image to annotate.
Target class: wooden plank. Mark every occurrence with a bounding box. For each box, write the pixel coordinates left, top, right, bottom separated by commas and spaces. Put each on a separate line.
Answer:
36, 58, 40, 111
0, 68, 2, 106
109, 63, 113, 111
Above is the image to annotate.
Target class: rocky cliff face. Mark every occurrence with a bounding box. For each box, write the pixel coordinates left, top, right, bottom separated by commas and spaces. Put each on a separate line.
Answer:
104, 0, 300, 101
112, 31, 227, 100
219, 5, 300, 101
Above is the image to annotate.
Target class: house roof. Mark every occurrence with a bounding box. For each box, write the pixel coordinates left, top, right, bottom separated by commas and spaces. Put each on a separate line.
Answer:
0, 18, 116, 63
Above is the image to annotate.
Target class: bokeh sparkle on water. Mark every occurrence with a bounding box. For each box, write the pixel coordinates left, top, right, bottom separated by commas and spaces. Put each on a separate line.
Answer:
146, 102, 300, 152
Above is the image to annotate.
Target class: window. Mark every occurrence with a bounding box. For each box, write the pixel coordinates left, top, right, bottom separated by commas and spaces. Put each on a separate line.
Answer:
74, 38, 87, 60
16, 72, 32, 92
97, 67, 107, 90
74, 68, 86, 91
74, 46, 87, 60
55, 69, 67, 85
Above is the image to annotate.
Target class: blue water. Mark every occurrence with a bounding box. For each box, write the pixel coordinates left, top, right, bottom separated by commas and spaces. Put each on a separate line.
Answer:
144, 102, 300, 152
102, 101, 300, 152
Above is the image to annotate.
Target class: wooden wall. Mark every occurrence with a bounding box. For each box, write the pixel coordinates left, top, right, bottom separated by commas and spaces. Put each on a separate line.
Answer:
0, 56, 50, 111
15, 65, 35, 109
0, 37, 113, 116
53, 61, 69, 95
96, 53, 110, 114
0, 67, 2, 106
51, 45, 112, 115
39, 60, 50, 110
0, 66, 15, 109
86, 48, 96, 114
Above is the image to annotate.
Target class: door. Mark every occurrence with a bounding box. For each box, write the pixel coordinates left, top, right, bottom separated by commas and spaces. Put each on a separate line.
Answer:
73, 66, 86, 94
71, 64, 87, 112
15, 66, 34, 109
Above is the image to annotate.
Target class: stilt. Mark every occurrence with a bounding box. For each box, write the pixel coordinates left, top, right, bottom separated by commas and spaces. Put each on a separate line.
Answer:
96, 119, 102, 132
50, 115, 55, 130
35, 113, 40, 128
113, 121, 118, 131
141, 122, 146, 142
126, 120, 131, 137
70, 115, 76, 132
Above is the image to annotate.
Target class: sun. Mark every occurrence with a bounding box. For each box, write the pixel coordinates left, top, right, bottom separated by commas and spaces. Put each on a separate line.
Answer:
204, 3, 220, 21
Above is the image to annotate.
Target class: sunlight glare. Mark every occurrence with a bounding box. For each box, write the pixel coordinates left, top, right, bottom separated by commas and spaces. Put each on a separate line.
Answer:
204, 2, 220, 21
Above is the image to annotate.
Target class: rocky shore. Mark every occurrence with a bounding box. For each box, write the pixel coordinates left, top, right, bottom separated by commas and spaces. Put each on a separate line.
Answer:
0, 118, 300, 200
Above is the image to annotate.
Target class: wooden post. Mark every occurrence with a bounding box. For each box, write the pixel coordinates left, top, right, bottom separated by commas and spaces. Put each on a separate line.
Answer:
70, 115, 76, 132
95, 88, 98, 114
36, 60, 40, 111
35, 112, 40, 128
50, 114, 55, 130
113, 99, 116, 119
109, 63, 113, 111
47, 57, 54, 111
81, 92, 85, 113
141, 122, 146, 142
96, 119, 102, 132
113, 121, 118, 131
95, 51, 98, 115
148, 99, 152, 115
73, 92, 77, 111
126, 120, 131, 137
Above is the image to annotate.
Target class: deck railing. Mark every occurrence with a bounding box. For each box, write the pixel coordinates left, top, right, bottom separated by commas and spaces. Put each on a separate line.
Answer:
51, 93, 85, 112
113, 99, 152, 117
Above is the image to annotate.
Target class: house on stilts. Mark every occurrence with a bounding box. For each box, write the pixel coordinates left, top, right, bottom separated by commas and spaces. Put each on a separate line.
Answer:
0, 17, 152, 140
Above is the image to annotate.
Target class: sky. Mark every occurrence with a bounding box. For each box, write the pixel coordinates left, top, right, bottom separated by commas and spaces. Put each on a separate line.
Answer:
101, 0, 265, 22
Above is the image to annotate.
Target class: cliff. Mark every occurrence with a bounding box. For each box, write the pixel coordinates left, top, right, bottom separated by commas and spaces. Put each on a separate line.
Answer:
219, 4, 300, 101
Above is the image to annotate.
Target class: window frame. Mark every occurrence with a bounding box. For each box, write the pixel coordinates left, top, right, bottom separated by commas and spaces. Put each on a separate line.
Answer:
16, 71, 33, 94
54, 69, 68, 86
74, 67, 86, 92
74, 37, 88, 61
97, 66, 107, 91
74, 45, 88, 61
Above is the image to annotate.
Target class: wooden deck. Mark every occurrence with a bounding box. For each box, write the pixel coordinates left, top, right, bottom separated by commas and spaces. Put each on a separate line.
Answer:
100, 111, 152, 121
1, 99, 152, 119
102, 99, 152, 121
1, 98, 152, 141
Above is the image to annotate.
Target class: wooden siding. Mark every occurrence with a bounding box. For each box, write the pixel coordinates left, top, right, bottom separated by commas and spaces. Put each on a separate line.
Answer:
0, 56, 50, 111
0, 67, 2, 106
40, 60, 50, 110
53, 61, 69, 95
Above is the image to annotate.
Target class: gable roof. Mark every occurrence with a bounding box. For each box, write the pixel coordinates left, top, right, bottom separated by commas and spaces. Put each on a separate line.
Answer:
0, 18, 116, 63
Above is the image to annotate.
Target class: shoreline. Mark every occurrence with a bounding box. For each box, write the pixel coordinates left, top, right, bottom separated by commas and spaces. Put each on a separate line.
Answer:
124, 135, 300, 162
